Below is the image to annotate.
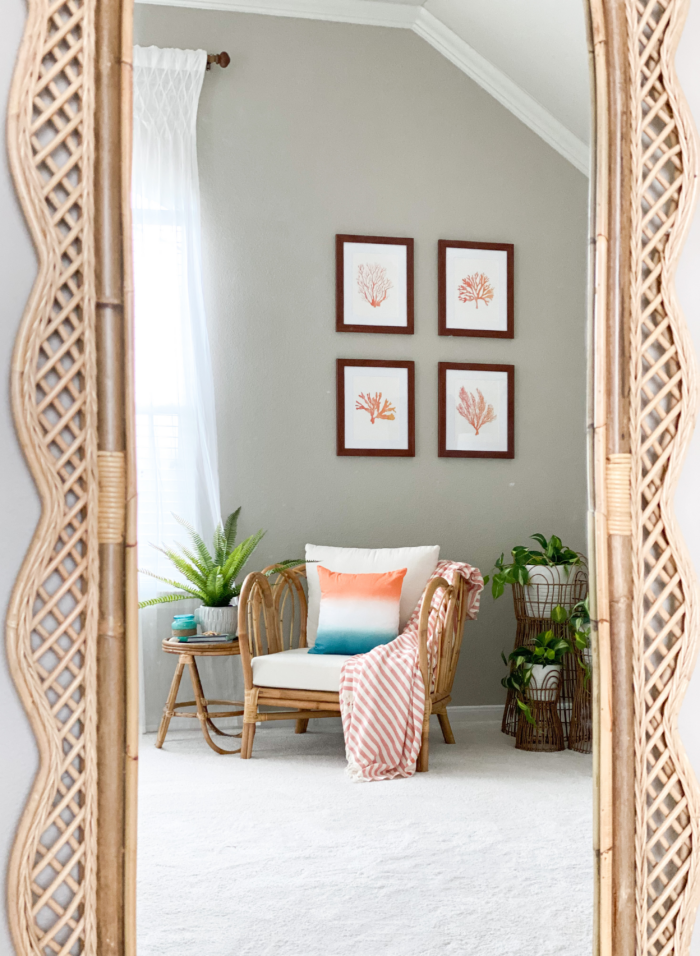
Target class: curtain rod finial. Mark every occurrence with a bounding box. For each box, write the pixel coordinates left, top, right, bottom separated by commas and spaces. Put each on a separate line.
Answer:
206, 52, 230, 70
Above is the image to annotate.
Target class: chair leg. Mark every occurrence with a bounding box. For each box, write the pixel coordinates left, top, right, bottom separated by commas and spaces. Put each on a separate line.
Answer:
417, 717, 430, 772
437, 711, 456, 745
295, 718, 309, 734
156, 655, 186, 749
241, 721, 256, 758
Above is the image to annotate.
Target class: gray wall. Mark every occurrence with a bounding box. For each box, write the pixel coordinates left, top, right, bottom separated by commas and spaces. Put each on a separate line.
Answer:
134, 6, 589, 713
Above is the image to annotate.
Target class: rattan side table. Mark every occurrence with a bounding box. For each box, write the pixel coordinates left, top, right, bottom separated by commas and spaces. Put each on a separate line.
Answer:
156, 637, 244, 754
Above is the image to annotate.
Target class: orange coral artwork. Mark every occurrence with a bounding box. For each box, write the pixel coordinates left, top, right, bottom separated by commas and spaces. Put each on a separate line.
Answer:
356, 391, 396, 424
458, 272, 494, 309
456, 387, 496, 436
357, 263, 393, 308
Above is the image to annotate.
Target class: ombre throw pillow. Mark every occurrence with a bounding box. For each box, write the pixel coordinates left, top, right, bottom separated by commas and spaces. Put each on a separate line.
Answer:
308, 566, 408, 656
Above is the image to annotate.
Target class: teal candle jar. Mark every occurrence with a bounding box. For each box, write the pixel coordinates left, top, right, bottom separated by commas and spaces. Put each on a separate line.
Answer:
172, 613, 197, 639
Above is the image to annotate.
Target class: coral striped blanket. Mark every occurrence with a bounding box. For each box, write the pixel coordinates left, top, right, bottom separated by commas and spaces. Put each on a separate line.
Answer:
339, 560, 483, 782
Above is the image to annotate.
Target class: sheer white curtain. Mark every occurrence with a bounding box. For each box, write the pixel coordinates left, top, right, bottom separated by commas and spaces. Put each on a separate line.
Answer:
132, 45, 221, 602
133, 46, 224, 728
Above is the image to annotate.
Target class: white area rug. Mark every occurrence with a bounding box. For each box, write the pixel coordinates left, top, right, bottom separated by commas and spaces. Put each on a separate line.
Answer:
137, 712, 592, 956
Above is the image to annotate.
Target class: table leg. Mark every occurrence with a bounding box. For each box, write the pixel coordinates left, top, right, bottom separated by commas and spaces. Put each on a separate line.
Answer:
156, 655, 186, 749
187, 655, 241, 755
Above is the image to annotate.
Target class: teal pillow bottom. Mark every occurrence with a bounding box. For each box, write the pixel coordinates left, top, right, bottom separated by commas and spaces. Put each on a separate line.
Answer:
309, 630, 397, 656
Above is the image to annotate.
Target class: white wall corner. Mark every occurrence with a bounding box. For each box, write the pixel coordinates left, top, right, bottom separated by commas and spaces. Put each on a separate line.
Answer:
412, 9, 590, 176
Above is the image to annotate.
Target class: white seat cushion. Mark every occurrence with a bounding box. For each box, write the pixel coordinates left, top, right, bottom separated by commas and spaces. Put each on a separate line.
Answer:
251, 647, 350, 693
305, 544, 440, 646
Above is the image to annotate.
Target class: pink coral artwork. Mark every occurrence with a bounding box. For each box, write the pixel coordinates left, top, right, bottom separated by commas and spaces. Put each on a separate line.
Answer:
355, 391, 396, 424
356, 263, 393, 308
456, 386, 496, 436
458, 272, 494, 310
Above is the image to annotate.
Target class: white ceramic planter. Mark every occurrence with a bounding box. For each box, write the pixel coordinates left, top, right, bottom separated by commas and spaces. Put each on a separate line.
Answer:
523, 564, 576, 618
526, 663, 562, 701
195, 598, 239, 636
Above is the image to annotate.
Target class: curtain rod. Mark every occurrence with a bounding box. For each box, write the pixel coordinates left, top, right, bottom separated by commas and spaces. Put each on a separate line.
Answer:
206, 52, 230, 70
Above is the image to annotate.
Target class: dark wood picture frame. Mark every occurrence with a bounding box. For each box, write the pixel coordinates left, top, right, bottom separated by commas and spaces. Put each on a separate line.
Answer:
438, 362, 514, 459
337, 359, 415, 457
438, 239, 514, 338
336, 234, 414, 334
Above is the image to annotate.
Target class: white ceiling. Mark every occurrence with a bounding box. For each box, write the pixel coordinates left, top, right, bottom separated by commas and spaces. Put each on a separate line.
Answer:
136, 0, 591, 171
423, 0, 590, 144
362, 0, 590, 144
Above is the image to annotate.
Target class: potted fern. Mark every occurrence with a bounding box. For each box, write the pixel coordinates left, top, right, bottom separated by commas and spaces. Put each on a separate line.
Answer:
138, 507, 303, 635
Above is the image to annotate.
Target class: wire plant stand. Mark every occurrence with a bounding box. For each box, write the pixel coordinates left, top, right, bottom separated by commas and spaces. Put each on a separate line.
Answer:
501, 564, 590, 750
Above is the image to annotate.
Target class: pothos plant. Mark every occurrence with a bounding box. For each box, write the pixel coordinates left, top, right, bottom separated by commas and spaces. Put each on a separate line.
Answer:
501, 600, 591, 724
484, 533, 582, 599
138, 507, 304, 610
501, 628, 574, 725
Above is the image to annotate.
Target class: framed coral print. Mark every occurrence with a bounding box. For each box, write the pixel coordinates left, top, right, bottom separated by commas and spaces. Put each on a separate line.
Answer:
337, 359, 415, 457
336, 234, 414, 334
438, 362, 514, 459
438, 240, 514, 338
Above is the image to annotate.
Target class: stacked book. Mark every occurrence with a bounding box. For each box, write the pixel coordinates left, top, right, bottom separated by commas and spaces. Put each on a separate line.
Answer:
174, 633, 235, 644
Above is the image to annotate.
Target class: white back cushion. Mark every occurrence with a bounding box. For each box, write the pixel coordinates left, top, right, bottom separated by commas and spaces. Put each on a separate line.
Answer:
305, 544, 440, 647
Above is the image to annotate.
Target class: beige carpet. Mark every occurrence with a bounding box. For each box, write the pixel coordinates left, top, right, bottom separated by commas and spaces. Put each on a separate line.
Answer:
137, 710, 593, 956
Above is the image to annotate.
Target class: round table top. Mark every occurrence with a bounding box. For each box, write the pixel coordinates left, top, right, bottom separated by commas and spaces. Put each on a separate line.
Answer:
162, 636, 241, 656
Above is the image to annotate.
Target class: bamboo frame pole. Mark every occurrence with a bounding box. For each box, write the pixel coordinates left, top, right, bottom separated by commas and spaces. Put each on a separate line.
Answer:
95, 0, 129, 951
121, 2, 138, 954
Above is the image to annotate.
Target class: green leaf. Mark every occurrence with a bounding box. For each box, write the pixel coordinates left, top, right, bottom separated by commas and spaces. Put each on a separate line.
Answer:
264, 558, 305, 576
530, 533, 548, 549
151, 546, 208, 591
138, 568, 204, 600
516, 698, 536, 725
175, 543, 210, 577
173, 514, 215, 572
222, 529, 266, 584
515, 565, 530, 585
138, 592, 196, 609
213, 522, 227, 567
551, 604, 569, 624
223, 508, 241, 555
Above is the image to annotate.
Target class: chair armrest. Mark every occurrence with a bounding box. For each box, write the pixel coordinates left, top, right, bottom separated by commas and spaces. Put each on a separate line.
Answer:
262, 562, 309, 649
417, 576, 464, 705
237, 571, 278, 689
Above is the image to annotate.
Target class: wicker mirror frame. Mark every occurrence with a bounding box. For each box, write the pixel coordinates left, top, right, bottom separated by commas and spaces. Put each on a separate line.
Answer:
4, 0, 700, 953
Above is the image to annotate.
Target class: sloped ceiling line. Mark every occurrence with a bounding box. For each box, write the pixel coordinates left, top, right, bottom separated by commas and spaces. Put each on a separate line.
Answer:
135, 0, 590, 175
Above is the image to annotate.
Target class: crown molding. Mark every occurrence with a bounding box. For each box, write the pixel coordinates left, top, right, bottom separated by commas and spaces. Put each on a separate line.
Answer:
413, 9, 589, 175
135, 0, 419, 26
135, 0, 590, 175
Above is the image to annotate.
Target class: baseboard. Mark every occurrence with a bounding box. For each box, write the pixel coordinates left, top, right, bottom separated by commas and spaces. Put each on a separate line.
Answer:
446, 704, 503, 720
141, 702, 504, 736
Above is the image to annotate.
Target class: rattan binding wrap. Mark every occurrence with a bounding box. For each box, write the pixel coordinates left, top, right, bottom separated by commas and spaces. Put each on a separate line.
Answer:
97, 450, 126, 543
627, 1, 700, 953
607, 453, 633, 536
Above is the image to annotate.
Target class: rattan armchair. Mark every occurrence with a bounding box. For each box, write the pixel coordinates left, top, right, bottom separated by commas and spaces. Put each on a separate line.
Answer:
236, 564, 472, 771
